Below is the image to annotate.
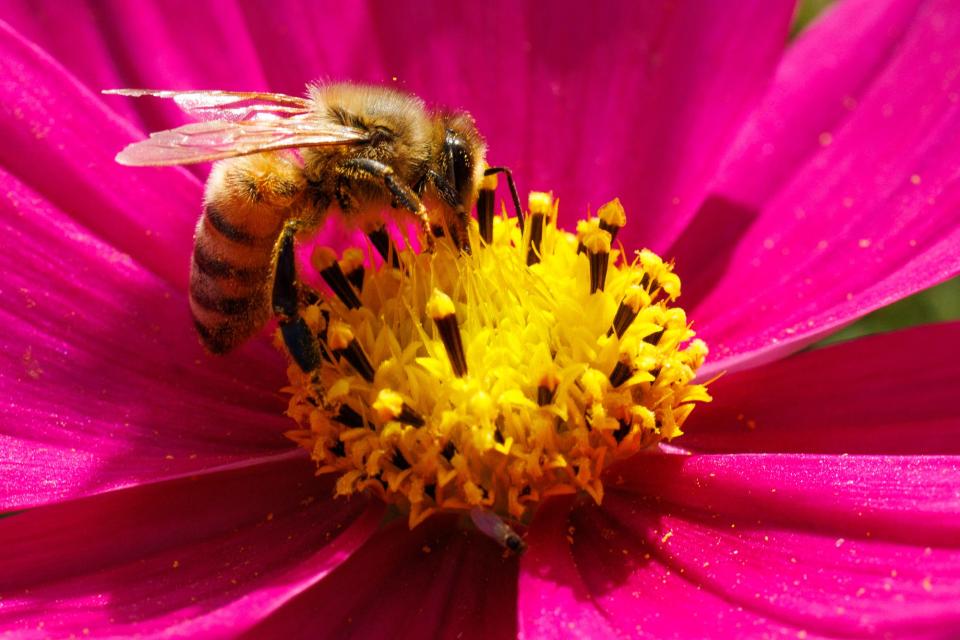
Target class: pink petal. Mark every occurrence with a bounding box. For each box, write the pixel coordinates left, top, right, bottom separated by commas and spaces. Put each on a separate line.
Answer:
0, 457, 381, 638
0, 19, 202, 288
249, 515, 519, 639
689, 0, 960, 374
683, 321, 960, 454
0, 166, 291, 510
521, 454, 960, 637
3, 2, 794, 230
518, 496, 621, 639
2, 1, 269, 134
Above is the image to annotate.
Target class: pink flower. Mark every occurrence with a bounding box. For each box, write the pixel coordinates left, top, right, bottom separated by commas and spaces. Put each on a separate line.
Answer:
2, 0, 960, 637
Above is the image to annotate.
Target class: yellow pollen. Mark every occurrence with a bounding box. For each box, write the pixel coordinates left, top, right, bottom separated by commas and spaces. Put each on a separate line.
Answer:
311, 246, 338, 271
598, 197, 627, 229
339, 247, 365, 273
480, 172, 498, 191
327, 321, 354, 351
528, 191, 553, 216
426, 288, 456, 319
279, 195, 711, 528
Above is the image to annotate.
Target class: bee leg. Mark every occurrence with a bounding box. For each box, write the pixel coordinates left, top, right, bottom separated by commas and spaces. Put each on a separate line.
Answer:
337, 158, 432, 245
484, 166, 524, 232
272, 221, 321, 373
425, 169, 471, 254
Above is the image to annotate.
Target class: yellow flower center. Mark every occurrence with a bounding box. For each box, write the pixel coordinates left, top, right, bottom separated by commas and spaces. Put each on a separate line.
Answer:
279, 189, 710, 531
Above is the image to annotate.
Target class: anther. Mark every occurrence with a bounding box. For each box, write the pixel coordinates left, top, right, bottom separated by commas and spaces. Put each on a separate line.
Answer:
427, 289, 467, 377
643, 328, 665, 346
333, 403, 366, 428
609, 356, 634, 388
477, 172, 497, 244
311, 247, 361, 309
575, 218, 598, 255
608, 285, 646, 338
339, 248, 366, 291
328, 321, 375, 382
441, 441, 456, 461
581, 228, 612, 293
373, 389, 425, 427
392, 450, 411, 470
597, 198, 626, 243
526, 191, 552, 265
368, 226, 401, 269
537, 367, 559, 406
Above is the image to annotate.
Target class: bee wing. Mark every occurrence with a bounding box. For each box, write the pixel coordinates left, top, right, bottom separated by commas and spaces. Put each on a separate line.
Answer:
103, 88, 315, 122
113, 118, 368, 166
104, 89, 368, 166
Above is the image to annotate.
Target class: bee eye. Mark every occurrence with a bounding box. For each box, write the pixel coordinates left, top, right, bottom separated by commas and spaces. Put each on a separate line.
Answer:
444, 131, 473, 199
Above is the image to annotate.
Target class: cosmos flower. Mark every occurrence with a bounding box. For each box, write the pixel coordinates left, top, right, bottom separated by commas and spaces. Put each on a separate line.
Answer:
2, 0, 960, 637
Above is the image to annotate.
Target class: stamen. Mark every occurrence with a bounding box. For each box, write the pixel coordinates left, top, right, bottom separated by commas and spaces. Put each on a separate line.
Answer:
392, 449, 412, 470
526, 191, 552, 266
608, 284, 646, 337
581, 227, 612, 293
328, 321, 375, 382
597, 198, 626, 242
477, 172, 497, 244
609, 356, 634, 388
339, 248, 366, 291
277, 193, 710, 530
575, 218, 597, 255
643, 328, 665, 346
368, 226, 401, 269
427, 289, 467, 377
537, 367, 559, 406
311, 247, 361, 309
374, 389, 426, 427
334, 403, 366, 428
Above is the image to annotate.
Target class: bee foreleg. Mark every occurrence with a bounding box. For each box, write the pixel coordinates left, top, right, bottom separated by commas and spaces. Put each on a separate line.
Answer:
339, 158, 423, 213
272, 221, 321, 373
337, 159, 432, 246
424, 169, 472, 254
484, 166, 524, 232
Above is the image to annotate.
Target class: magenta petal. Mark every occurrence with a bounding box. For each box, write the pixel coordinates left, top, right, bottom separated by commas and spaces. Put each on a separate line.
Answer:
691, 1, 960, 374
249, 515, 518, 639
518, 496, 621, 639
700, 0, 923, 219
2, 1, 270, 134
0, 19, 202, 288
683, 321, 960, 454
613, 454, 960, 550
0, 169, 291, 509
522, 454, 960, 637
0, 457, 381, 637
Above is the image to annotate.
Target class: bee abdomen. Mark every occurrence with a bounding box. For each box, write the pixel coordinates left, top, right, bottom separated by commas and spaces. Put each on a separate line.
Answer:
190, 204, 279, 354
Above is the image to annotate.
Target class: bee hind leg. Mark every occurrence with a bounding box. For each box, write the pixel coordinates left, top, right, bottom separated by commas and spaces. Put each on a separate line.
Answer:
272, 221, 321, 373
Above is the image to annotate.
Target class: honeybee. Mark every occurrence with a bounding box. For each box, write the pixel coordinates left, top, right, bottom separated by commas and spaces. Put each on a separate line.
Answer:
106, 84, 521, 366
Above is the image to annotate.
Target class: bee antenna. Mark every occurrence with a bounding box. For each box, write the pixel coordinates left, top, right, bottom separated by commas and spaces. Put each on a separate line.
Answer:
483, 166, 524, 233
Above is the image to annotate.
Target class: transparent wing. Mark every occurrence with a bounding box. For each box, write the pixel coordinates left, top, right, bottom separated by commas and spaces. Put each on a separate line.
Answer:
103, 89, 369, 166
103, 88, 315, 122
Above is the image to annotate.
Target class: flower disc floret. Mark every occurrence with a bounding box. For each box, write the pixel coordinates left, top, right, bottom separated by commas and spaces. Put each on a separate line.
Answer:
281, 193, 710, 527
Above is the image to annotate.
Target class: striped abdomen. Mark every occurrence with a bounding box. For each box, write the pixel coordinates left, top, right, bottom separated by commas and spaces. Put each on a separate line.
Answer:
189, 201, 285, 353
